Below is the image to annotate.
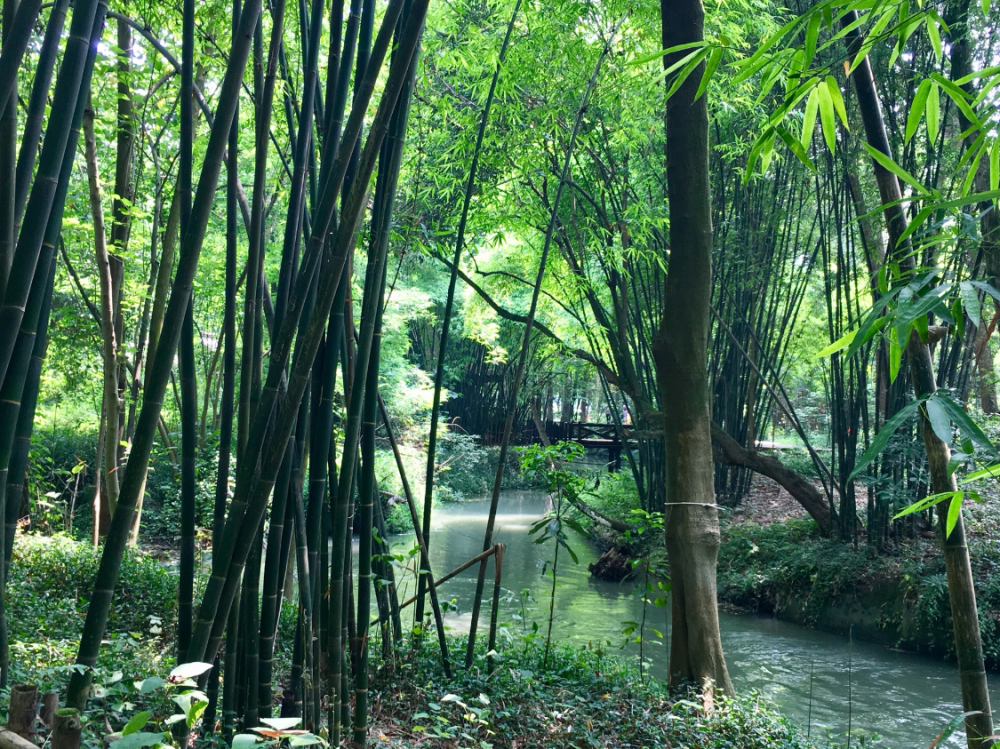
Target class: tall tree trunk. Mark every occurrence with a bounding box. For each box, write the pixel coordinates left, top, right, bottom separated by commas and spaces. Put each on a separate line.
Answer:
842, 12, 993, 747
653, 0, 733, 695
84, 95, 121, 515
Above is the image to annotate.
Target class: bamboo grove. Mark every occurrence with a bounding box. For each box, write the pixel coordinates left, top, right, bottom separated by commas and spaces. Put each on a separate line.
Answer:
0, 0, 998, 744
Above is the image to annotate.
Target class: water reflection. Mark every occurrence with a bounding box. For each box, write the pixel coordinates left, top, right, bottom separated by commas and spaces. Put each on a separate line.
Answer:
380, 490, 999, 748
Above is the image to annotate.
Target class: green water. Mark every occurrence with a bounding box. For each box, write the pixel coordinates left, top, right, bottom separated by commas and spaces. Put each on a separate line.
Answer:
379, 489, 999, 748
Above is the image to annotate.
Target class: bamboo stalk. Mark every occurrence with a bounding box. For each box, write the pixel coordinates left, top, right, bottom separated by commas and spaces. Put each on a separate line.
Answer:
65, 0, 262, 708
417, 0, 521, 624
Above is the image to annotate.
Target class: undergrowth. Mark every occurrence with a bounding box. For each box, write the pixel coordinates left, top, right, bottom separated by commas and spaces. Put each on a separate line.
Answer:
369, 635, 815, 749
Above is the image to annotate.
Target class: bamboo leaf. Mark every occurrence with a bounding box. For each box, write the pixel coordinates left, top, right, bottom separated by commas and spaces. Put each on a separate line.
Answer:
929, 73, 981, 129
849, 398, 923, 481
889, 327, 902, 382
816, 328, 855, 357
932, 392, 1000, 459
929, 712, 983, 749
664, 48, 710, 100
892, 490, 957, 520
826, 76, 849, 131
925, 15, 941, 60
862, 142, 928, 195
946, 491, 963, 538
801, 86, 819, 148
905, 79, 931, 144
924, 397, 952, 443
959, 281, 981, 328
991, 139, 999, 192
804, 12, 820, 68
777, 126, 817, 172
926, 82, 939, 142
959, 463, 1000, 484
817, 77, 836, 152
629, 41, 707, 67
695, 46, 723, 100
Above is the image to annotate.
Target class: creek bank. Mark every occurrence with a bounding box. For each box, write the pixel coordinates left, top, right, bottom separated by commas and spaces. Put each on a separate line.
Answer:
581, 508, 1000, 671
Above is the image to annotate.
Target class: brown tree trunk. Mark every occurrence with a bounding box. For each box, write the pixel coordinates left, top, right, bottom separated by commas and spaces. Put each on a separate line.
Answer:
653, 0, 732, 695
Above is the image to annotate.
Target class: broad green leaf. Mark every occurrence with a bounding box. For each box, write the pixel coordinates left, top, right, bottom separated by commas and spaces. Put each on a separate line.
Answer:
946, 492, 963, 538
849, 398, 924, 481
110, 733, 166, 749
695, 47, 723, 100
926, 82, 940, 142
893, 490, 958, 520
924, 398, 951, 443
932, 392, 1000, 459
826, 76, 849, 130
231, 735, 260, 749
137, 677, 166, 693
123, 712, 151, 737
804, 13, 820, 68
926, 15, 942, 60
930, 73, 981, 128
170, 662, 214, 680
629, 41, 707, 67
959, 463, 1000, 484
817, 78, 836, 152
801, 86, 819, 149
905, 80, 931, 144
288, 736, 323, 747
259, 718, 303, 730
889, 327, 902, 382
959, 281, 981, 328
862, 142, 928, 196
817, 328, 856, 357
665, 49, 710, 101
777, 126, 817, 172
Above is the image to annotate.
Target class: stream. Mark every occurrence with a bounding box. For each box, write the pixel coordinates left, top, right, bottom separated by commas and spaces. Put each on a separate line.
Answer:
379, 489, 1000, 748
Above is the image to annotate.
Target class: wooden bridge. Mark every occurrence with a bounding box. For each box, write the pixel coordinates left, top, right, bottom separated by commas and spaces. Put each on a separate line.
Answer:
517, 420, 640, 470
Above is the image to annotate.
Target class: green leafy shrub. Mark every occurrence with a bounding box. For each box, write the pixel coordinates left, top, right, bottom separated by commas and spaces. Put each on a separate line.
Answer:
369, 634, 816, 748
7, 534, 176, 643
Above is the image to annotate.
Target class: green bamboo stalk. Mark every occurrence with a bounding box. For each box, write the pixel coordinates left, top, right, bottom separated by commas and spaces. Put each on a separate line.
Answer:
189, 0, 425, 667
0, 0, 99, 392
4, 253, 55, 564
463, 18, 625, 667
237, 0, 285, 456
0, 247, 54, 685
257, 441, 294, 718
376, 390, 450, 671
178, 298, 197, 664
13, 0, 68, 231
417, 0, 520, 623
0, 0, 17, 305
65, 0, 262, 708
0, 0, 42, 116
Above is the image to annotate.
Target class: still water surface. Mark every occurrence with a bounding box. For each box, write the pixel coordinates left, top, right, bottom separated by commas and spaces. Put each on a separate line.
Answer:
379, 490, 1000, 748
